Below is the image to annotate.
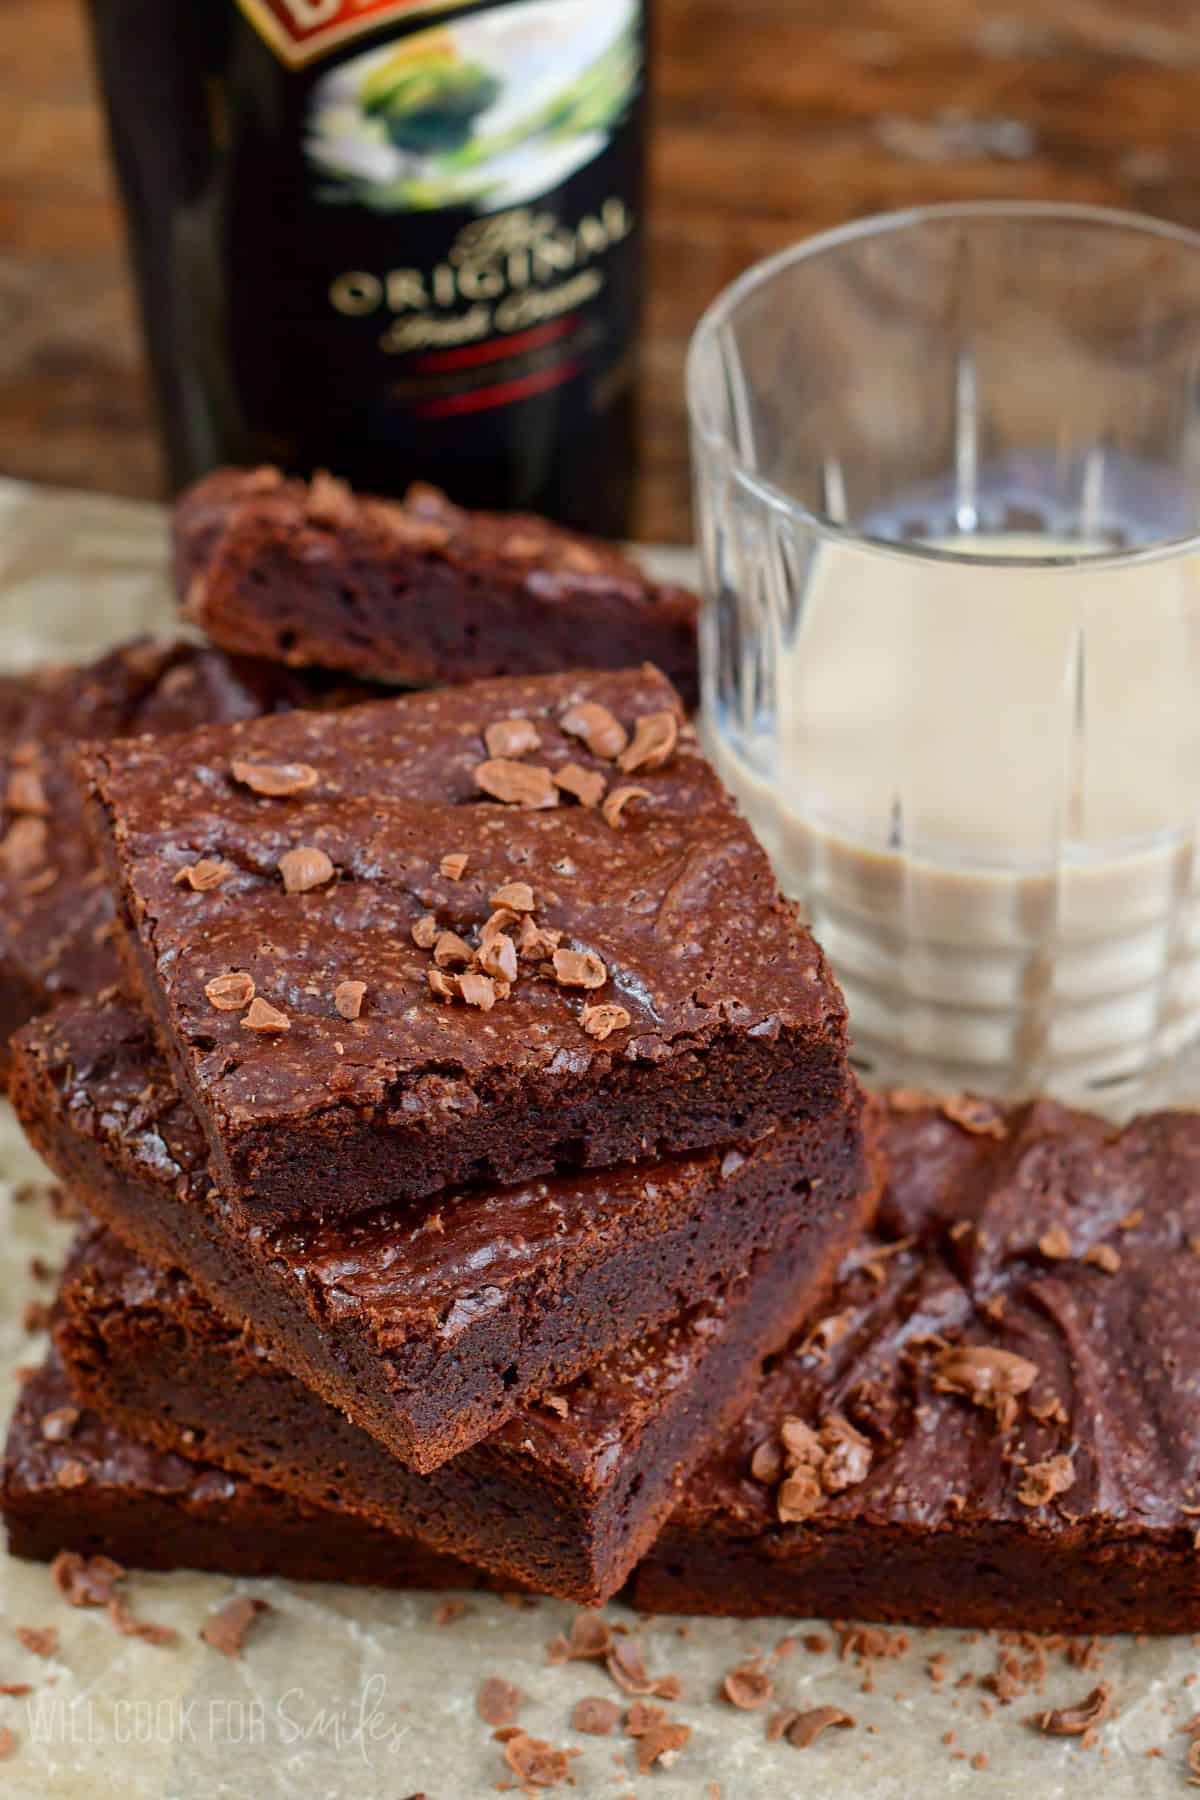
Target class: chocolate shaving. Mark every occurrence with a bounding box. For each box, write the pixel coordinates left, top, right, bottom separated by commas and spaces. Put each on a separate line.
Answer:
478, 933, 518, 983
933, 1344, 1038, 1429
491, 881, 536, 913
230, 759, 317, 798
174, 858, 232, 891
306, 469, 354, 524
200, 1596, 269, 1659
459, 971, 498, 1011
433, 930, 475, 968
633, 1719, 690, 1772
0, 1727, 13, 1760
1016, 1453, 1076, 1508
722, 1658, 774, 1710
474, 759, 558, 809
440, 852, 468, 880
427, 968, 459, 1003
1033, 1683, 1111, 1736
477, 1677, 523, 1727
581, 1002, 630, 1040
16, 1625, 57, 1658
552, 948, 607, 989
1083, 1244, 1121, 1274
6, 766, 49, 815
205, 971, 255, 1012
571, 1697, 620, 1736
617, 709, 678, 774
548, 1614, 612, 1663
278, 846, 335, 893
0, 817, 47, 874
560, 700, 627, 761
601, 784, 652, 830
553, 764, 605, 808
517, 917, 562, 960
786, 1706, 856, 1748
484, 719, 541, 760
941, 1094, 1008, 1138
54, 1460, 88, 1489
1038, 1227, 1073, 1260
411, 914, 438, 949
771, 1413, 873, 1521
39, 1407, 78, 1444
333, 979, 366, 1020
241, 997, 290, 1033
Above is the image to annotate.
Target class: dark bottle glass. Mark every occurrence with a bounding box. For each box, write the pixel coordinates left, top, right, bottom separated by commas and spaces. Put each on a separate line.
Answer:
87, 0, 648, 536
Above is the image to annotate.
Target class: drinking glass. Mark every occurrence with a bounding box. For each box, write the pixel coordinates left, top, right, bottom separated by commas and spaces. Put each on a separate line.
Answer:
689, 202, 1200, 1103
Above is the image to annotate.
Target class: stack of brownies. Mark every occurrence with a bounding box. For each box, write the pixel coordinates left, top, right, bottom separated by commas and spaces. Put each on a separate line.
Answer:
0, 475, 874, 1605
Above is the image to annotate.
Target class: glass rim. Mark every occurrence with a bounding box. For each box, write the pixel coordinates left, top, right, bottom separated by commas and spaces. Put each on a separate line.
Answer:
687, 199, 1200, 573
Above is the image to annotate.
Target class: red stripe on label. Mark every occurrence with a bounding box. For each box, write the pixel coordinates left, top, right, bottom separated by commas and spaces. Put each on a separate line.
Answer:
412, 318, 578, 375
413, 359, 582, 418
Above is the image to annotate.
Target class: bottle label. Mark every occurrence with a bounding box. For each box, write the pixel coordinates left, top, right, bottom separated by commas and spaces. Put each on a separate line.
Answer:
236, 0, 475, 70
217, 0, 644, 515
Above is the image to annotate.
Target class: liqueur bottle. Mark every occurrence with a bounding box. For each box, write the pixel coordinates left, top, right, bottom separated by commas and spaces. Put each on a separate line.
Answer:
87, 0, 648, 534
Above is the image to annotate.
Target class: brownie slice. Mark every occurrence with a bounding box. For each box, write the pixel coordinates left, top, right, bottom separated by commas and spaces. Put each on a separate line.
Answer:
78, 664, 848, 1225
633, 1092, 1200, 1636
11, 999, 867, 1472
0, 637, 377, 1075
176, 467, 700, 706
3, 1356, 482, 1590
54, 1146, 875, 1606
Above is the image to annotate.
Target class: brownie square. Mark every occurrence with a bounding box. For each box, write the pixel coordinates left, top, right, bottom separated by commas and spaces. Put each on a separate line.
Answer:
54, 1140, 875, 1606
11, 999, 867, 1472
633, 1092, 1200, 1636
3, 1356, 483, 1591
78, 664, 848, 1225
176, 467, 699, 705
0, 637, 378, 1075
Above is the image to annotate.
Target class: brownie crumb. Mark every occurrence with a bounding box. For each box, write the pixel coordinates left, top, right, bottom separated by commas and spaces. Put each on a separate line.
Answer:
617, 711, 678, 774
205, 971, 255, 1012
433, 1599, 470, 1626
15, 1626, 57, 1658
571, 1697, 621, 1736
786, 1705, 856, 1748
477, 1678, 523, 1727
474, 759, 557, 809
109, 1597, 177, 1646
200, 1596, 269, 1658
502, 1732, 578, 1790
941, 1094, 1007, 1138
334, 979, 366, 1020
632, 1719, 690, 1773
605, 1638, 679, 1699
278, 846, 335, 893
0, 1686, 31, 1698
1032, 1683, 1112, 1737
230, 758, 318, 797
0, 1726, 15, 1759
721, 1657, 774, 1710
22, 1302, 51, 1334
601, 784, 652, 830
53, 1459, 88, 1490
548, 1614, 612, 1663
51, 1552, 124, 1607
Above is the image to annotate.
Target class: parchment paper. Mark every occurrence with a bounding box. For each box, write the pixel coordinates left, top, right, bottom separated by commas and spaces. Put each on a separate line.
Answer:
0, 477, 1196, 1798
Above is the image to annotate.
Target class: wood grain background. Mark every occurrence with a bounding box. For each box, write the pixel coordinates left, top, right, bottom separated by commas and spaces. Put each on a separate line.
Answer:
4, 0, 1200, 540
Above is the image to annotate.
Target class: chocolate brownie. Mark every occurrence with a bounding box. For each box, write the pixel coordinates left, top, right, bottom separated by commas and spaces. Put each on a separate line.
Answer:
54, 1141, 875, 1607
633, 1092, 1200, 1635
3, 1356, 482, 1590
11, 999, 867, 1472
176, 467, 700, 706
0, 637, 377, 1074
77, 664, 849, 1225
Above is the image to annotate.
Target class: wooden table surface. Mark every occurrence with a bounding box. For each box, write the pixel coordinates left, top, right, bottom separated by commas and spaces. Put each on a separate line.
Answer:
5, 0, 1200, 542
